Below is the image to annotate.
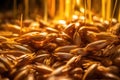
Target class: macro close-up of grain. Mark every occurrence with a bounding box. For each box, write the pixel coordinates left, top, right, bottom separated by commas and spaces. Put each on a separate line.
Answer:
0, 0, 120, 80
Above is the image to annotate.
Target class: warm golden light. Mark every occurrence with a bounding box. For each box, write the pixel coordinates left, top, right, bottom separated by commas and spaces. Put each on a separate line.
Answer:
58, 20, 66, 25
76, 0, 80, 6
75, 22, 80, 26
44, 0, 48, 21
87, 0, 92, 22
47, 0, 65, 20
79, 16, 85, 20
24, 0, 29, 19
65, 0, 75, 20
72, 15, 79, 20
106, 0, 111, 20
79, 8, 85, 13
102, 0, 106, 20
47, 0, 55, 19
118, 8, 120, 22
65, 0, 71, 19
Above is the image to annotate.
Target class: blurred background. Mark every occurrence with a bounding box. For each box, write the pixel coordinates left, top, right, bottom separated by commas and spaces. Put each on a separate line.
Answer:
0, 0, 119, 22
